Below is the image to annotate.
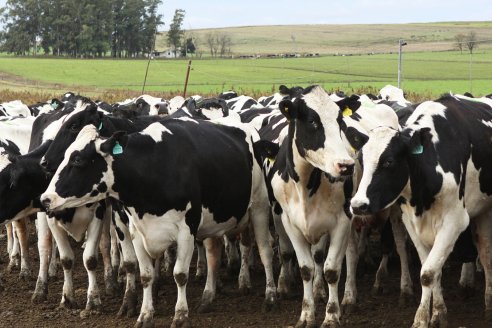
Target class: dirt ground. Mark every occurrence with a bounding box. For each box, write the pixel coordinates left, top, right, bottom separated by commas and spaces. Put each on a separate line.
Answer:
0, 224, 489, 328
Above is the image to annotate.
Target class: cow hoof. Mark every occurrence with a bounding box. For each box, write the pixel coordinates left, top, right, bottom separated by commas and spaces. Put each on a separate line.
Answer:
80, 309, 100, 319
371, 285, 384, 296
118, 290, 138, 318
430, 313, 447, 328
135, 320, 154, 328
194, 273, 205, 282
196, 302, 212, 314
31, 292, 48, 304
171, 316, 191, 328
59, 296, 78, 310
321, 320, 341, 328
105, 281, 119, 297
262, 298, 278, 313
238, 286, 251, 295
18, 268, 32, 281
341, 303, 358, 315
399, 292, 415, 307
484, 309, 492, 321
295, 319, 316, 328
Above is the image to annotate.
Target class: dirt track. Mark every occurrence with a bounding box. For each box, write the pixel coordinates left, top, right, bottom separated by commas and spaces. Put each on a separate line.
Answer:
0, 225, 489, 328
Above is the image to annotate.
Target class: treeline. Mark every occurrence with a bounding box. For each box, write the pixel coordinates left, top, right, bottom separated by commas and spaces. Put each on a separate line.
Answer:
0, 0, 163, 58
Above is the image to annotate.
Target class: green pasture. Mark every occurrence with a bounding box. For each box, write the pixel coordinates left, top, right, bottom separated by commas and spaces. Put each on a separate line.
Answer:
0, 49, 491, 97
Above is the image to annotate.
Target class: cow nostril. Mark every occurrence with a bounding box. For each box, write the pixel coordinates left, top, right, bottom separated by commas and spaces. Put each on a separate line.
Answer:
337, 163, 355, 176
41, 198, 51, 210
352, 202, 369, 215
40, 159, 48, 169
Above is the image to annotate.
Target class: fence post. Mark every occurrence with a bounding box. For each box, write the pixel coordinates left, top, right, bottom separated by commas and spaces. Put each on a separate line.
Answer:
398, 39, 407, 89
183, 60, 192, 98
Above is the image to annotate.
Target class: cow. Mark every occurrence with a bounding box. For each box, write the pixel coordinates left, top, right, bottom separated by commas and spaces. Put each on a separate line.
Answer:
259, 85, 358, 327
40, 117, 277, 327
350, 95, 492, 327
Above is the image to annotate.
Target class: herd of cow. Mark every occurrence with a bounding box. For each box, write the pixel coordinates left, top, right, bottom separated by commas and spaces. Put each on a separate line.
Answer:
1, 84, 492, 328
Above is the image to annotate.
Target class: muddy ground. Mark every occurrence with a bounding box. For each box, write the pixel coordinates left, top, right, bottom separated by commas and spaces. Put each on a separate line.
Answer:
0, 224, 489, 328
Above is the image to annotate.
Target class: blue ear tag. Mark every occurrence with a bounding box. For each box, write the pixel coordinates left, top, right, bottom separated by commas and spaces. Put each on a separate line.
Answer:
51, 102, 58, 109
112, 142, 123, 155
412, 144, 423, 155
98, 122, 103, 131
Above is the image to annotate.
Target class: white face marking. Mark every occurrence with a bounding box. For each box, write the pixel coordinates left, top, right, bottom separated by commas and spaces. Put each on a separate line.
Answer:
300, 86, 353, 175
140, 123, 173, 142
351, 127, 397, 210
42, 125, 103, 210
0, 153, 11, 171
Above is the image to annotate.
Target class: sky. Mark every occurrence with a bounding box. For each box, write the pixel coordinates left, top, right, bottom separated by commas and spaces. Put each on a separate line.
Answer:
0, 0, 490, 30
160, 0, 492, 30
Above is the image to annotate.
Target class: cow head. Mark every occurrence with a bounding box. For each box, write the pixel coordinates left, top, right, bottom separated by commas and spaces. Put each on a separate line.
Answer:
278, 85, 354, 178
41, 125, 122, 211
41, 103, 102, 174
0, 151, 50, 223
350, 126, 430, 215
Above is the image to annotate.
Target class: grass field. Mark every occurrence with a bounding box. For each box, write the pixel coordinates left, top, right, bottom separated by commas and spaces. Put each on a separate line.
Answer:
0, 22, 491, 102
0, 49, 490, 99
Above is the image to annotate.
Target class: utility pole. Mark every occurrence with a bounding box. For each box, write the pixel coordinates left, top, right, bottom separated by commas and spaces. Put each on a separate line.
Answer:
398, 39, 407, 89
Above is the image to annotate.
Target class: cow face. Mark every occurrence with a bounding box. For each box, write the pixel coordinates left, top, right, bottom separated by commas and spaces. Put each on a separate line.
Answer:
41, 103, 102, 174
0, 154, 50, 223
41, 125, 119, 211
279, 85, 354, 178
350, 126, 428, 215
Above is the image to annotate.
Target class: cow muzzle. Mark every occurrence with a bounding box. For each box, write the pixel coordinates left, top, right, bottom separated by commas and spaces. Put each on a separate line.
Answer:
40, 193, 63, 211
350, 198, 371, 216
335, 161, 355, 176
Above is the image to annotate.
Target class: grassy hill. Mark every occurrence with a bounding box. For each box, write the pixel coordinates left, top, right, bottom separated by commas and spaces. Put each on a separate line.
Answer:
155, 21, 492, 55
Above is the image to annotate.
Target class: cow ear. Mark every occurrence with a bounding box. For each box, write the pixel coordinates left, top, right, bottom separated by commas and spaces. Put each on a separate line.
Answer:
184, 98, 197, 112
404, 127, 431, 155
279, 85, 290, 95
336, 94, 361, 114
253, 140, 280, 162
100, 131, 128, 156
86, 102, 98, 113
50, 98, 63, 110
219, 99, 229, 117
279, 99, 297, 120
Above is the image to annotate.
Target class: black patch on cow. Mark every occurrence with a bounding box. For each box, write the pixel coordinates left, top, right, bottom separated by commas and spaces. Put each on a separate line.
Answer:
343, 176, 353, 219
50, 208, 76, 224
343, 126, 369, 151
306, 168, 321, 197
95, 202, 106, 220
54, 142, 108, 199
97, 182, 107, 193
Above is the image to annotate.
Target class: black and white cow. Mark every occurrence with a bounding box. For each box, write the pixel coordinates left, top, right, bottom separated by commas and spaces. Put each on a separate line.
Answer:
41, 118, 277, 327
350, 95, 492, 327
262, 85, 357, 327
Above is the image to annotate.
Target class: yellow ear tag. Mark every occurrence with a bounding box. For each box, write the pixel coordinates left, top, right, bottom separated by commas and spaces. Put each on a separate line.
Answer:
267, 157, 275, 165
342, 107, 352, 117
284, 106, 289, 113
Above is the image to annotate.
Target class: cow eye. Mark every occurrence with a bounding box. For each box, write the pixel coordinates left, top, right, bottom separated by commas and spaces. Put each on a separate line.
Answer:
382, 158, 394, 168
69, 123, 79, 132
71, 156, 84, 167
309, 120, 318, 129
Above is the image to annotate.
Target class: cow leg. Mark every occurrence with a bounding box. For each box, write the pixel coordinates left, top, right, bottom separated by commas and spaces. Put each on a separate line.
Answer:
171, 226, 194, 328
48, 240, 58, 279
195, 240, 206, 280
224, 235, 240, 276
164, 247, 176, 277
238, 229, 252, 294
312, 235, 328, 303
274, 212, 296, 300
133, 231, 155, 328
321, 218, 351, 328
250, 204, 277, 312
32, 214, 52, 303
475, 213, 492, 320
197, 237, 222, 313
47, 217, 77, 309
7, 222, 20, 272
372, 219, 392, 296
114, 213, 138, 318
282, 219, 316, 328
14, 218, 31, 280
80, 204, 110, 318
342, 227, 359, 314
6, 222, 13, 257
99, 210, 118, 296
110, 222, 120, 281
390, 208, 414, 305
459, 262, 475, 298
412, 212, 467, 328
153, 253, 163, 297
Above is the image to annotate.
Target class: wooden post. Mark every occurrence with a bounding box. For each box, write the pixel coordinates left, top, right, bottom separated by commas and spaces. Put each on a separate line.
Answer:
183, 60, 192, 98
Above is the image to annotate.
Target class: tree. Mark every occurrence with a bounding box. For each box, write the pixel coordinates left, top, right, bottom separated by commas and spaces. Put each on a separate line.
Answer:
205, 32, 216, 57
218, 33, 231, 57
182, 37, 195, 56
466, 31, 479, 54
167, 9, 185, 57
454, 33, 466, 54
